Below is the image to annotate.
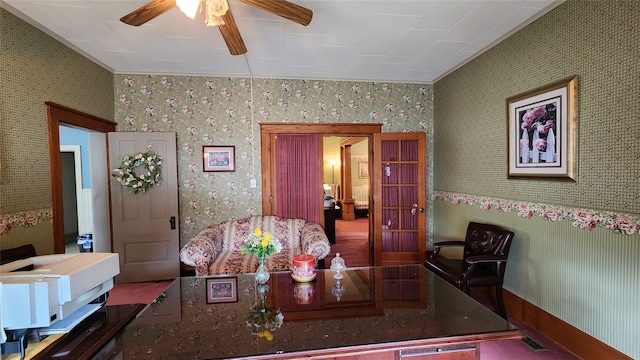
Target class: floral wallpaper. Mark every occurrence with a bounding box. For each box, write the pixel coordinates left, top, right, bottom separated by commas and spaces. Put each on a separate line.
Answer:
113, 75, 434, 246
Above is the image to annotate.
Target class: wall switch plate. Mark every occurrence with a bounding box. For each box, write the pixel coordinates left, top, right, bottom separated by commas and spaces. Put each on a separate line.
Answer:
250, 179, 257, 188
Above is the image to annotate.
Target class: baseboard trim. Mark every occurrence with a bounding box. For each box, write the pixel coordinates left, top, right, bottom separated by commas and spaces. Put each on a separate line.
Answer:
500, 289, 631, 360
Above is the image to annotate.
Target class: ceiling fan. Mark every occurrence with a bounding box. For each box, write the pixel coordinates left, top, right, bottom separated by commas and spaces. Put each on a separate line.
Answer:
120, 0, 313, 55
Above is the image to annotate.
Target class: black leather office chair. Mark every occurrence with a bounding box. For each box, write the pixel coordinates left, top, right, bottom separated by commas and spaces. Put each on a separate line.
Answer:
0, 244, 37, 264
424, 222, 514, 318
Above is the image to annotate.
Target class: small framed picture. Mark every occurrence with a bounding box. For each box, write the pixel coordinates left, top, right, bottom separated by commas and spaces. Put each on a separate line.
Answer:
358, 162, 369, 179
206, 277, 238, 304
203, 146, 235, 172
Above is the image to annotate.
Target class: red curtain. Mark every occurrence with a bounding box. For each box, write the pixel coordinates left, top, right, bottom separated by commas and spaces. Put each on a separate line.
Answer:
275, 134, 321, 223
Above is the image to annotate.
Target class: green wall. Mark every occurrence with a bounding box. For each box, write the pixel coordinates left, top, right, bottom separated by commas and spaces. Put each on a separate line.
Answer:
0, 9, 114, 254
3, 1, 638, 357
433, 1, 639, 358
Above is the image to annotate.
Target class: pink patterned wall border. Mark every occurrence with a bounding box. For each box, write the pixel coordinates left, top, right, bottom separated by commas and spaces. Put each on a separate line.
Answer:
0, 209, 53, 235
433, 191, 639, 236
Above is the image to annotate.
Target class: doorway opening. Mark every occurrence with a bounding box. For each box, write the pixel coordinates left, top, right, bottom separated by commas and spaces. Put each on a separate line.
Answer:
261, 123, 380, 267
60, 145, 82, 253
47, 102, 117, 254
322, 135, 370, 267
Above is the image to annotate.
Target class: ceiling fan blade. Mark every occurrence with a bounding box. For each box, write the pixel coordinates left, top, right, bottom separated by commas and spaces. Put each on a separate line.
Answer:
120, 0, 177, 26
238, 0, 312, 26
218, 9, 247, 55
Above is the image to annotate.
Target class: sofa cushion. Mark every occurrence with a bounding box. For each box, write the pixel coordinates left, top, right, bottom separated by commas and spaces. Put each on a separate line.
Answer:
180, 215, 331, 276
208, 216, 308, 274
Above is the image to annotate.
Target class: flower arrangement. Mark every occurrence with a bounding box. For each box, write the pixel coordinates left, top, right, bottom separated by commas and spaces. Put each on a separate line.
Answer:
519, 103, 556, 162
112, 145, 163, 194
245, 286, 284, 341
239, 227, 282, 259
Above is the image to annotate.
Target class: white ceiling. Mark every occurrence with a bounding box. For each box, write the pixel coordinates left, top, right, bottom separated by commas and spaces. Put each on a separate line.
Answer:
2, 0, 563, 84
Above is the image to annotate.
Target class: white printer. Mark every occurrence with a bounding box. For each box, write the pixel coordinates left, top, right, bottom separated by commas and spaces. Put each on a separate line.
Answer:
0, 253, 119, 345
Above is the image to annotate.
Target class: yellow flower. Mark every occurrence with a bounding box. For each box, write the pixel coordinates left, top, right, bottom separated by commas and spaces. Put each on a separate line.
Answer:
258, 330, 273, 341
261, 232, 271, 247
254, 228, 262, 237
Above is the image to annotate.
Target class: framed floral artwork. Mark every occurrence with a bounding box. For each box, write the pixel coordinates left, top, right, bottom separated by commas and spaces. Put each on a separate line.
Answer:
358, 162, 369, 179
206, 277, 238, 304
507, 76, 578, 181
203, 146, 235, 172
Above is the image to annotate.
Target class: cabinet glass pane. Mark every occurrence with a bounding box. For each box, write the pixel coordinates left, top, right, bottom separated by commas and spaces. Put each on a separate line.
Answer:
401, 163, 418, 184
381, 140, 399, 161
401, 232, 418, 252
382, 231, 399, 252
400, 186, 417, 207
382, 186, 399, 207
382, 163, 399, 184
401, 140, 418, 161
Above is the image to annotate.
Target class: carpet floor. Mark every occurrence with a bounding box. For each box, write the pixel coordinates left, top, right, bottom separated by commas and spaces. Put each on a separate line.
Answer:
106, 280, 173, 307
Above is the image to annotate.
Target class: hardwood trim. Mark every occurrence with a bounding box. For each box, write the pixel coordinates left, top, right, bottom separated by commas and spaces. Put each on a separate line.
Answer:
340, 144, 355, 220
340, 136, 368, 146
259, 123, 381, 135
260, 131, 274, 214
46, 102, 116, 254
259, 123, 382, 217
502, 290, 632, 360
476, 287, 631, 360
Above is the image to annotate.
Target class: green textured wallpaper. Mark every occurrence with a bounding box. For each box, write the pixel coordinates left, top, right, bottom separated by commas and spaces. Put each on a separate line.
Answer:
0, 9, 114, 251
433, 1, 639, 358
434, 1, 639, 216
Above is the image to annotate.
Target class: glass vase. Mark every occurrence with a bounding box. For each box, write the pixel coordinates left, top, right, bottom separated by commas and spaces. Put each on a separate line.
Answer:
255, 257, 270, 284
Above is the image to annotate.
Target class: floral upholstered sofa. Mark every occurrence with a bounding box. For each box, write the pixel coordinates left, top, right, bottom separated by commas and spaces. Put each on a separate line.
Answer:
179, 215, 331, 276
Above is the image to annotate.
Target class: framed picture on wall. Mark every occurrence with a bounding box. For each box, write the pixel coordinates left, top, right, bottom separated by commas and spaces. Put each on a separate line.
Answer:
206, 277, 238, 304
203, 146, 235, 172
358, 162, 369, 179
507, 76, 578, 181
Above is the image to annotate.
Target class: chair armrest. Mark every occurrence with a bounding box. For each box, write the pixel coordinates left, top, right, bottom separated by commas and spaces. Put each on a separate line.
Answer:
179, 226, 223, 276
430, 240, 465, 258
461, 255, 508, 286
300, 222, 331, 261
433, 240, 466, 248
465, 254, 508, 264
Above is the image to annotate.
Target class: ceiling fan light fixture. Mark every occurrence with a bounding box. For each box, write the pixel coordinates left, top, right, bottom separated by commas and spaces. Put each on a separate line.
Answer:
176, 0, 200, 19
176, 0, 229, 25
205, 0, 228, 26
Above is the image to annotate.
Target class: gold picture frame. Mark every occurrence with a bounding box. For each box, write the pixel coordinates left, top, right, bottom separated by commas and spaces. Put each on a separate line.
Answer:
507, 76, 578, 181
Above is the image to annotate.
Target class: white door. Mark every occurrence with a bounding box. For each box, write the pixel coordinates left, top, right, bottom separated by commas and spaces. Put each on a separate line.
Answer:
108, 132, 179, 283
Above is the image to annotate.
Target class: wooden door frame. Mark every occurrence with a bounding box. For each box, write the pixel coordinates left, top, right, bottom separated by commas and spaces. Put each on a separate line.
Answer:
47, 102, 117, 254
260, 123, 382, 217
339, 136, 368, 221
